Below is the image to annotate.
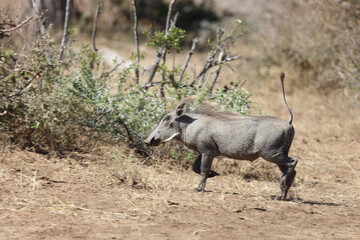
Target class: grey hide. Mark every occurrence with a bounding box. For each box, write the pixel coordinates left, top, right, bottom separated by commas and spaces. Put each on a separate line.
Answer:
144, 73, 297, 200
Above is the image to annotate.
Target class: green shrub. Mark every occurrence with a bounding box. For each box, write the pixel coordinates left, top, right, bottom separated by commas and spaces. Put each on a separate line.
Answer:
0, 14, 251, 163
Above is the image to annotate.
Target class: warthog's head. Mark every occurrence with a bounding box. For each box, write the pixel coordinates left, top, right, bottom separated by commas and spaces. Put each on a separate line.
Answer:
144, 103, 186, 146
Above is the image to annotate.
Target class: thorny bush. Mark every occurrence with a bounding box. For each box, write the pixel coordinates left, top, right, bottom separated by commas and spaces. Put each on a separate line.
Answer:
0, 30, 251, 160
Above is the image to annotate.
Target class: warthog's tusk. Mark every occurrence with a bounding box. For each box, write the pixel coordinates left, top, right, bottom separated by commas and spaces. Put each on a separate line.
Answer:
163, 133, 180, 143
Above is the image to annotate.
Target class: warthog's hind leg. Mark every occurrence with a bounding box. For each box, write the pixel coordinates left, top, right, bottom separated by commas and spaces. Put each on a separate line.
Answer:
275, 157, 298, 200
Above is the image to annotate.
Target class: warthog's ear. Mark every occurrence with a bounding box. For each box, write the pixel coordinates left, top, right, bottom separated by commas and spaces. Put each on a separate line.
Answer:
176, 102, 186, 116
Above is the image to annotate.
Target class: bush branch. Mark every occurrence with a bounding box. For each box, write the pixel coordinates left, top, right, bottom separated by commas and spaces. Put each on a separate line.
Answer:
132, 0, 140, 84
0, 16, 34, 34
178, 37, 199, 84
92, 3, 102, 52
59, 0, 72, 60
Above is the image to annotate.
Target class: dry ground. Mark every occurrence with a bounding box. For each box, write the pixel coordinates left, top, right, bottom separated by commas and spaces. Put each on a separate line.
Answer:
1, 0, 359, 238
1, 78, 359, 239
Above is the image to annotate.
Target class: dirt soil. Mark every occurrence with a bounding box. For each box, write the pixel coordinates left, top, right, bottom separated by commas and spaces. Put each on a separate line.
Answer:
1, 78, 359, 239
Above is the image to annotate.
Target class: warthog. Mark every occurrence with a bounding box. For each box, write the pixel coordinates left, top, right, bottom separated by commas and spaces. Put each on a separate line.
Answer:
145, 73, 297, 200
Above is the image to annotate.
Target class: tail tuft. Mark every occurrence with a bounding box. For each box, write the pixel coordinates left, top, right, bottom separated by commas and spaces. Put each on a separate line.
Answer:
280, 72, 285, 80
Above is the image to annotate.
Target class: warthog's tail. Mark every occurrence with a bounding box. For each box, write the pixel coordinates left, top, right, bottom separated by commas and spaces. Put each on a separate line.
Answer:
280, 72, 293, 125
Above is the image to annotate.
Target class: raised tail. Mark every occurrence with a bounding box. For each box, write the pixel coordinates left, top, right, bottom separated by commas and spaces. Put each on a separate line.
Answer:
280, 72, 293, 125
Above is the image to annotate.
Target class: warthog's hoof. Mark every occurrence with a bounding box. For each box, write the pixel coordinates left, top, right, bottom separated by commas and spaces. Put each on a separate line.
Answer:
208, 170, 220, 178
193, 188, 213, 193
273, 194, 285, 201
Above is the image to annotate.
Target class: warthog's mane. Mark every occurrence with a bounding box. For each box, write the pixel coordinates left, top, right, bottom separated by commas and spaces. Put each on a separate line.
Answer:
177, 96, 240, 120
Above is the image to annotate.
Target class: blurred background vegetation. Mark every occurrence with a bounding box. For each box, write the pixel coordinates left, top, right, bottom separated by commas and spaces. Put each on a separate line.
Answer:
0, 0, 359, 161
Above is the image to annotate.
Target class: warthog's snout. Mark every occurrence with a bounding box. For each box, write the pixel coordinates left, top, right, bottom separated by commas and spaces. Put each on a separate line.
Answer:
144, 137, 161, 146
144, 135, 161, 146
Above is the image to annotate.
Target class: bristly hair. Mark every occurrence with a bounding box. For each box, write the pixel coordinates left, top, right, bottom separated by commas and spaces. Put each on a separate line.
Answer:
176, 96, 239, 120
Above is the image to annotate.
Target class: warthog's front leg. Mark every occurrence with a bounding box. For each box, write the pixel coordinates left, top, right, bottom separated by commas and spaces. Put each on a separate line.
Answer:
195, 153, 215, 192
193, 154, 219, 178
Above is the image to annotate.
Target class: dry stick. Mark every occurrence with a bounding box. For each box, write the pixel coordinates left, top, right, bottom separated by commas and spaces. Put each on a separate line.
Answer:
208, 66, 222, 93
165, 0, 177, 35
31, 0, 42, 37
132, 0, 140, 84
15, 30, 31, 50
178, 37, 199, 84
8, 68, 44, 99
190, 54, 240, 87
99, 60, 124, 81
200, 69, 213, 87
59, 0, 72, 60
190, 29, 223, 87
238, 78, 247, 88
144, 51, 162, 90
1, 17, 35, 48
0, 17, 34, 35
160, 0, 177, 98
92, 3, 102, 52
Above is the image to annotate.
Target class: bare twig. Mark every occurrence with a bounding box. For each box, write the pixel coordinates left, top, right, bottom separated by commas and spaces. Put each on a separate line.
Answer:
189, 28, 241, 88
165, 0, 177, 35
208, 66, 222, 93
59, 0, 72, 60
190, 54, 241, 87
99, 60, 124, 81
0, 14, 39, 47
160, 1, 177, 89
238, 78, 247, 88
15, 29, 31, 50
178, 37, 199, 83
200, 69, 212, 87
143, 81, 168, 89
8, 68, 44, 99
31, 0, 40, 15
92, 3, 102, 52
118, 118, 134, 143
0, 16, 34, 35
190, 29, 224, 87
144, 51, 162, 90
30, 0, 46, 36
160, 82, 166, 99
132, 0, 140, 84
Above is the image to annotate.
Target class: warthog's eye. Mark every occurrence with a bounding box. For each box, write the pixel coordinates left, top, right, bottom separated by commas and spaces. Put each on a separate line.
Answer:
163, 115, 171, 122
